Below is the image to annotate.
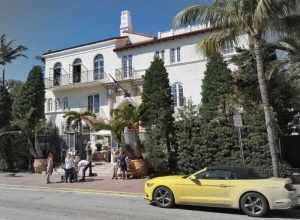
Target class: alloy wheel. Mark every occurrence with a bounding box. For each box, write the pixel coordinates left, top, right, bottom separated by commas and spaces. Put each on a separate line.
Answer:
154, 187, 174, 208
241, 192, 268, 217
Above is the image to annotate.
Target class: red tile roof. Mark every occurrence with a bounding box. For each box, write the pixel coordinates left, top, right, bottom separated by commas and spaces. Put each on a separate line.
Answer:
114, 28, 213, 52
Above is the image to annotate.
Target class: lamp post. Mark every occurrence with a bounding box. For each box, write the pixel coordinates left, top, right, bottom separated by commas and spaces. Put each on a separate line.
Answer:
233, 108, 245, 166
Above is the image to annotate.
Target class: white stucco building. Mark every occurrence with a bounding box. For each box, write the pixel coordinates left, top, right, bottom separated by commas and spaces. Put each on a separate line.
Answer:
43, 10, 247, 151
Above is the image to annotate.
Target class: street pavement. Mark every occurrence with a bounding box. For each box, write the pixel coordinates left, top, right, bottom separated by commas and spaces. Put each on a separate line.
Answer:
0, 184, 299, 220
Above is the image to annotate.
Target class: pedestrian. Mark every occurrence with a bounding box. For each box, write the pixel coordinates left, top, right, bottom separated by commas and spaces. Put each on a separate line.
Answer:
64, 152, 74, 183
77, 159, 92, 182
112, 149, 120, 179
70, 155, 78, 182
85, 141, 93, 176
46, 152, 54, 184
119, 150, 128, 179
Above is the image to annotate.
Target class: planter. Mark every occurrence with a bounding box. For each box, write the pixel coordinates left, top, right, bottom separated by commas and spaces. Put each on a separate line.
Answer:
33, 159, 47, 174
128, 159, 148, 178
93, 150, 111, 162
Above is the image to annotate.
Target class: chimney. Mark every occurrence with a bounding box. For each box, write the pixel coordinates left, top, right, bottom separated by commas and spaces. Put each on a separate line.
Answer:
120, 10, 133, 36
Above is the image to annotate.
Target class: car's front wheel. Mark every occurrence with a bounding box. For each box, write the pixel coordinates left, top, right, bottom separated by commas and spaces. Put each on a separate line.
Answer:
153, 186, 175, 208
240, 192, 269, 217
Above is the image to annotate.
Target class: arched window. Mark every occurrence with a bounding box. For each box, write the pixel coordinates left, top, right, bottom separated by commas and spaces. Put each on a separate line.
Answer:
47, 98, 53, 112
171, 82, 185, 108
53, 63, 62, 86
73, 58, 82, 83
94, 54, 104, 80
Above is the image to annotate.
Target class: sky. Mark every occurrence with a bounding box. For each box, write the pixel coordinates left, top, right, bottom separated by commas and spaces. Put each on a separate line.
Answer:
0, 0, 212, 81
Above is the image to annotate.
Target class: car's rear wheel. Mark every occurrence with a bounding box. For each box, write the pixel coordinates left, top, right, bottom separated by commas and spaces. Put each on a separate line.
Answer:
240, 192, 269, 217
153, 186, 174, 208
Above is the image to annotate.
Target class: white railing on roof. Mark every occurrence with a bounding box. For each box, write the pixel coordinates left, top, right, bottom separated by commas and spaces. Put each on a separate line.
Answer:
157, 24, 208, 39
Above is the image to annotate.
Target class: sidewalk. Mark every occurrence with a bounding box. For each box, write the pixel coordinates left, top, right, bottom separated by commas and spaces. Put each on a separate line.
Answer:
0, 172, 146, 195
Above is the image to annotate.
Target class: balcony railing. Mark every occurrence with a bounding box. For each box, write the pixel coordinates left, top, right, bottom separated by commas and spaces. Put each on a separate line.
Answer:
45, 70, 109, 89
115, 68, 141, 81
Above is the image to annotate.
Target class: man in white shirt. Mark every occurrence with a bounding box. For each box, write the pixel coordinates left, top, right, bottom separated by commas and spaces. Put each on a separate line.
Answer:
78, 160, 92, 182
64, 153, 75, 182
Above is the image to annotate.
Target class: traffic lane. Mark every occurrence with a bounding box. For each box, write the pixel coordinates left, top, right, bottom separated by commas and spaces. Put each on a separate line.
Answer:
0, 187, 299, 220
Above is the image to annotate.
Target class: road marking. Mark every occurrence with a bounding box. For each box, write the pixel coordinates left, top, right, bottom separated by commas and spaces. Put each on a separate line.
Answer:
0, 183, 144, 198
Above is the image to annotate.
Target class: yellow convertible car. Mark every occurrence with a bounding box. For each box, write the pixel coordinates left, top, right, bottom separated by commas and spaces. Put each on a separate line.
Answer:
144, 167, 298, 217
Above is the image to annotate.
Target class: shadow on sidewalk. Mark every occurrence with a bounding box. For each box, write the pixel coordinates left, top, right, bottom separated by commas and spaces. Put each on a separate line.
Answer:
55, 178, 105, 184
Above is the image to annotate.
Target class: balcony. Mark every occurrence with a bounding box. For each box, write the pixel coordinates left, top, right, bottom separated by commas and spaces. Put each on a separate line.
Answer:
45, 70, 109, 90
114, 68, 141, 81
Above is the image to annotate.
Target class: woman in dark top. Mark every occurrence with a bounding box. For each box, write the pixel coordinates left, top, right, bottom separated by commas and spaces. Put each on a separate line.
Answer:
119, 151, 128, 179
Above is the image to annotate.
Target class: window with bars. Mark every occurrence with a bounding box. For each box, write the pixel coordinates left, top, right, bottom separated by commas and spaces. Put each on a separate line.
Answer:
171, 82, 185, 108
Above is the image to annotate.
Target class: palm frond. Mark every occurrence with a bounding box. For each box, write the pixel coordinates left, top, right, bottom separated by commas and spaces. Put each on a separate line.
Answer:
0, 34, 27, 65
198, 28, 239, 57
173, 5, 209, 28
277, 38, 300, 54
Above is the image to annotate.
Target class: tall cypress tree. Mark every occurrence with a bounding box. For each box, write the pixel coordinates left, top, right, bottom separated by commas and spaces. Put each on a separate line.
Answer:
0, 85, 13, 170
176, 102, 206, 174
201, 53, 233, 120
140, 57, 176, 173
0, 85, 12, 129
200, 53, 239, 167
13, 65, 45, 127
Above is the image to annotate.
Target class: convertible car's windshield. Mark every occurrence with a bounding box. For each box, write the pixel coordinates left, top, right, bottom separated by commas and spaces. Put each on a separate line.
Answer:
187, 167, 266, 180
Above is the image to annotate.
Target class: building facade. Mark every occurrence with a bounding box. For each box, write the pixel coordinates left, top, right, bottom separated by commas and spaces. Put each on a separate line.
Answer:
43, 10, 246, 138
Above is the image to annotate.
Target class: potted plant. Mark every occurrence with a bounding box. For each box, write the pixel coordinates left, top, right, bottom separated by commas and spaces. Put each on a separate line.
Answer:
111, 101, 148, 178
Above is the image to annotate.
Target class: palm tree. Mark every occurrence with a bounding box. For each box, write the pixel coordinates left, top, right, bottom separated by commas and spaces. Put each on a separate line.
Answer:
0, 34, 27, 86
111, 102, 140, 144
174, 0, 300, 176
63, 111, 97, 157
63, 111, 96, 133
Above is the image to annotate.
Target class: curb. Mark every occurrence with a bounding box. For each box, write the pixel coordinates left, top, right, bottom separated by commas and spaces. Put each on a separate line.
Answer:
0, 183, 144, 198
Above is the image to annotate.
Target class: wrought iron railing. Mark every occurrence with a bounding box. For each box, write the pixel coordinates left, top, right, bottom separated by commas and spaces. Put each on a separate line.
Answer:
45, 70, 109, 89
114, 68, 141, 81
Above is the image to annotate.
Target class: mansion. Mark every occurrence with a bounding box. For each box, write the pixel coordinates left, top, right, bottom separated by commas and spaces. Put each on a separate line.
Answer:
43, 10, 247, 137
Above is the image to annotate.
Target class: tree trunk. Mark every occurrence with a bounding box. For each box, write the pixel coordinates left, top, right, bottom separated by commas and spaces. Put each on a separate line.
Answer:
254, 38, 279, 177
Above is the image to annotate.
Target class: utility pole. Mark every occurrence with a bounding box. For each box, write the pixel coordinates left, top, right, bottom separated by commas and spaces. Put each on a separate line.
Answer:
233, 109, 245, 166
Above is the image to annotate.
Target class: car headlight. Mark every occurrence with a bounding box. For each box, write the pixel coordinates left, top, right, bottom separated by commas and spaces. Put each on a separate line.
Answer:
146, 182, 154, 187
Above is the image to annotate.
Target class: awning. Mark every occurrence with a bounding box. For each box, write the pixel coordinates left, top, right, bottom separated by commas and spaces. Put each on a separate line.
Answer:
90, 130, 112, 136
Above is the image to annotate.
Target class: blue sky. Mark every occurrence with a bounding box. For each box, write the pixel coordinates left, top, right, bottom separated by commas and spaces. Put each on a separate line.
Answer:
0, 0, 212, 81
